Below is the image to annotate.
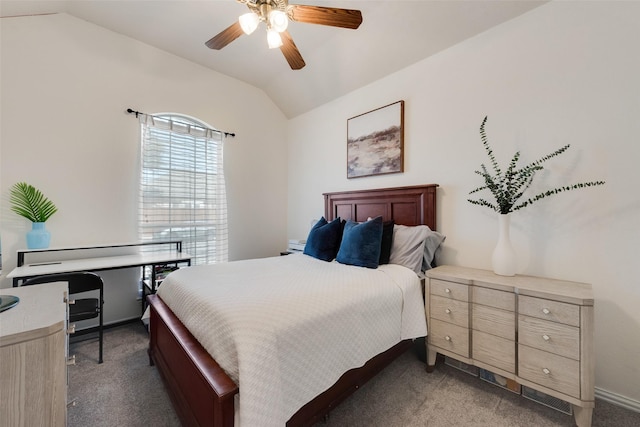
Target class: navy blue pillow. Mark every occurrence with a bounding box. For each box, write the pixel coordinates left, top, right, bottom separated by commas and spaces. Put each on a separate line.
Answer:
336, 216, 384, 269
379, 220, 394, 265
303, 217, 345, 261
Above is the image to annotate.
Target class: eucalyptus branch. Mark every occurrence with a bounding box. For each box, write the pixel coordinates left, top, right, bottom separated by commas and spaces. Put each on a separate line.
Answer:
480, 116, 501, 178
466, 198, 497, 211
512, 181, 606, 211
527, 144, 571, 168
467, 117, 605, 214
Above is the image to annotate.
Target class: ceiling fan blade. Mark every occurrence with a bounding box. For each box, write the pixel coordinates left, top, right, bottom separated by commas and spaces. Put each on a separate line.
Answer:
287, 5, 362, 29
205, 21, 244, 50
279, 31, 306, 70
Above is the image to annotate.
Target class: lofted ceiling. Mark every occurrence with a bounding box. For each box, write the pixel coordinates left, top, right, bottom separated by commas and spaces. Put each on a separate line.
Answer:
1, 0, 546, 118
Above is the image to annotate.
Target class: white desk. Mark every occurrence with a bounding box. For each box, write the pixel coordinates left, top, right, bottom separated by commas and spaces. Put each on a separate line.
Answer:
8, 251, 191, 286
7, 242, 192, 314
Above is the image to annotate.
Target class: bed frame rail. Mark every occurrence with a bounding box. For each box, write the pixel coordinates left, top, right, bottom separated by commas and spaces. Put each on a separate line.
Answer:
148, 295, 238, 427
287, 340, 412, 426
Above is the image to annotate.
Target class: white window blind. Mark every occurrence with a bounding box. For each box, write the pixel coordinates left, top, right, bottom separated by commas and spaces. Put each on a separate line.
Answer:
138, 114, 228, 265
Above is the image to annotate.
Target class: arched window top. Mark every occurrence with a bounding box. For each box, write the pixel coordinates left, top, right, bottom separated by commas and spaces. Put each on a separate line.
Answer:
153, 113, 215, 130
127, 108, 235, 137
139, 113, 223, 140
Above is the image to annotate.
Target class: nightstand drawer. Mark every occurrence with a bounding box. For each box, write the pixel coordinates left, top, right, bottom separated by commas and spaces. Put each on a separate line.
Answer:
472, 304, 515, 340
518, 315, 580, 360
473, 330, 515, 373
430, 279, 468, 302
472, 287, 515, 311
518, 344, 580, 398
431, 295, 469, 327
429, 318, 469, 358
519, 295, 580, 327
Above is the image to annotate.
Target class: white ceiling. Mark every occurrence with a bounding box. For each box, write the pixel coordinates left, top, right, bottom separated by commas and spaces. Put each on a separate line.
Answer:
1, 0, 546, 118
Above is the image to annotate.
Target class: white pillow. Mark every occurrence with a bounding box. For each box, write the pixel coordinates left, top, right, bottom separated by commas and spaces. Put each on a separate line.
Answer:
389, 225, 445, 274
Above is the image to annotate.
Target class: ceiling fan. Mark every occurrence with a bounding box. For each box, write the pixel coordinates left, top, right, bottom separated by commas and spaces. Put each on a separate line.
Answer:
205, 0, 363, 70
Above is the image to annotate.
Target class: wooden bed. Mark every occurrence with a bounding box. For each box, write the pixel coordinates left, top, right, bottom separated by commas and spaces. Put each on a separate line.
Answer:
147, 184, 438, 427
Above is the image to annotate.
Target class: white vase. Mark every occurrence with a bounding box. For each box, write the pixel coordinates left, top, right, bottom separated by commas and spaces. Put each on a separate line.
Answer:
492, 214, 516, 276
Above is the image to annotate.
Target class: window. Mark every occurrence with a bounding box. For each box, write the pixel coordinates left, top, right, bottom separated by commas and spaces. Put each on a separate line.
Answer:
138, 114, 228, 265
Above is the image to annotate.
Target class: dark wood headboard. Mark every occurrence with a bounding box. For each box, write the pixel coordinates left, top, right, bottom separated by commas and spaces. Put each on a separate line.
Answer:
323, 184, 438, 230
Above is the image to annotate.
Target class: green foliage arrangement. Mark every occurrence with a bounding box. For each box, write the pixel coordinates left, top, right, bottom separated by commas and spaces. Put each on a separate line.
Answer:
9, 182, 58, 223
468, 117, 605, 214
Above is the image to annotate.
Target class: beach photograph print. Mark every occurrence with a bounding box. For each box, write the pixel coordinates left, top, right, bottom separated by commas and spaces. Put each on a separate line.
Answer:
347, 100, 404, 179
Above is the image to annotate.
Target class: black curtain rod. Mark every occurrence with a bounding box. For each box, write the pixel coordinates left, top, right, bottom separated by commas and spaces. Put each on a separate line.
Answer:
126, 108, 235, 138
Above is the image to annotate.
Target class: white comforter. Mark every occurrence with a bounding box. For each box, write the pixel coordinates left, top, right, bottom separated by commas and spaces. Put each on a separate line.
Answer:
157, 253, 427, 427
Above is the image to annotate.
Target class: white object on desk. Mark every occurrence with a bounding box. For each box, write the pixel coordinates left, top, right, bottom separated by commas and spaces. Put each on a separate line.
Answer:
288, 239, 306, 252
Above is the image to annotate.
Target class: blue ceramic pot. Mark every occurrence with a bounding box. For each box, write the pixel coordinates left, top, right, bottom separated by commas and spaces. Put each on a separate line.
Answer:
26, 222, 51, 249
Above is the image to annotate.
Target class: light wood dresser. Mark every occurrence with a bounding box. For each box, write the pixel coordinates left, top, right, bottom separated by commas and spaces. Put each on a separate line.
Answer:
425, 265, 594, 427
0, 282, 69, 427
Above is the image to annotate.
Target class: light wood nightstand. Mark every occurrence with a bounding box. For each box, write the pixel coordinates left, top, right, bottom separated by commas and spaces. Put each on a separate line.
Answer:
425, 265, 595, 427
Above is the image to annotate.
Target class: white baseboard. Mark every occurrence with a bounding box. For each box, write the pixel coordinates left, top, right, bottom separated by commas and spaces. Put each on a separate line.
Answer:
595, 387, 640, 413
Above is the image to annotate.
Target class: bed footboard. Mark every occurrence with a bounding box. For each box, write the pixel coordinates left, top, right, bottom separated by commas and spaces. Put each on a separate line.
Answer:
148, 294, 238, 427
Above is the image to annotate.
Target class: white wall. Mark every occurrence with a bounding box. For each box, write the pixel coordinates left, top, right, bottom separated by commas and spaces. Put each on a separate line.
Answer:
288, 1, 640, 406
0, 13, 289, 323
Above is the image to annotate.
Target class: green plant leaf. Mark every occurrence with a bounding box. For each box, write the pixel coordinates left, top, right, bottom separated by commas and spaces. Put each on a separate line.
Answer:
9, 182, 58, 223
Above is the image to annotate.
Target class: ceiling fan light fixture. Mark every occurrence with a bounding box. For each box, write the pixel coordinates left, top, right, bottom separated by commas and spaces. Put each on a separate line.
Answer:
239, 12, 260, 35
206, 2, 362, 70
267, 28, 283, 49
269, 10, 288, 32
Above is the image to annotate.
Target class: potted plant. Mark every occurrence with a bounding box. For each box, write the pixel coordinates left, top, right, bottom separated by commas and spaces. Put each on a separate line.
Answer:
10, 182, 58, 249
468, 116, 605, 275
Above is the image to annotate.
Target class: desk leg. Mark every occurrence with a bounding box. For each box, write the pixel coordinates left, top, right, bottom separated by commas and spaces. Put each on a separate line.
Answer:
151, 267, 157, 294
140, 266, 147, 316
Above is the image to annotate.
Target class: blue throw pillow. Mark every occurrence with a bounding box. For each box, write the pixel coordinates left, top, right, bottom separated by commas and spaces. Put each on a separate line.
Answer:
336, 216, 384, 269
303, 217, 345, 261
379, 220, 394, 265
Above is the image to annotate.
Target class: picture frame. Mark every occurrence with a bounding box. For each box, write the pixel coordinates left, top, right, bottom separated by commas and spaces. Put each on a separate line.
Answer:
347, 100, 404, 179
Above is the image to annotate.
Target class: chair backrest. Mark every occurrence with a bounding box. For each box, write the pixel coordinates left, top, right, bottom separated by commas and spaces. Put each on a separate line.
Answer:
21, 271, 103, 295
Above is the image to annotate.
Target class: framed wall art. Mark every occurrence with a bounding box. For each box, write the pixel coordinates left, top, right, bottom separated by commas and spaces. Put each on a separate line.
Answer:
347, 100, 404, 179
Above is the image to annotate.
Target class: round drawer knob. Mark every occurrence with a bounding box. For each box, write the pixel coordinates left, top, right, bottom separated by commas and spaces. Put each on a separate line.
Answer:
445, 308, 451, 314
445, 335, 451, 341
542, 334, 550, 341
542, 308, 551, 315
542, 368, 551, 375
445, 288, 451, 293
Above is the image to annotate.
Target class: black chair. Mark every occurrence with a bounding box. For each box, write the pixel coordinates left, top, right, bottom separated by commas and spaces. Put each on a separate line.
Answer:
22, 272, 104, 363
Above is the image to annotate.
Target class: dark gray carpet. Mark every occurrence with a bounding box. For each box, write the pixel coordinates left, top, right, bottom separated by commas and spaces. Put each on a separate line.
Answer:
68, 322, 180, 427
68, 323, 640, 426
